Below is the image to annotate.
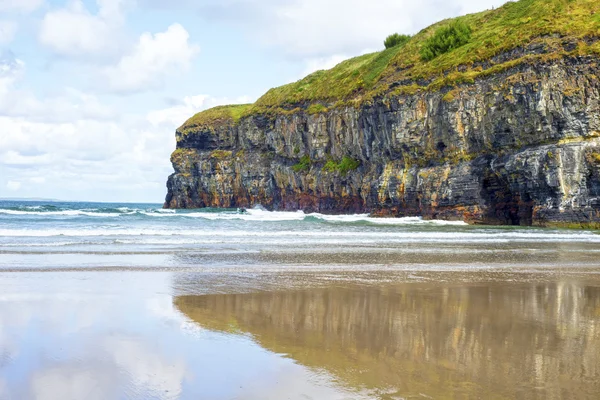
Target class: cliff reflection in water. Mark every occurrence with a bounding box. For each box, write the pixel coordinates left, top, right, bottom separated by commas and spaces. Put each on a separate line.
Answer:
175, 281, 600, 399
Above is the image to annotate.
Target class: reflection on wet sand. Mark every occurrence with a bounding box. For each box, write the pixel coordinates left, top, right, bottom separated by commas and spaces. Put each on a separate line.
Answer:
175, 280, 600, 399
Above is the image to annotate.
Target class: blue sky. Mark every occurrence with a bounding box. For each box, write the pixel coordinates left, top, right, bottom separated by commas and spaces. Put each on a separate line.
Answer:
0, 0, 508, 203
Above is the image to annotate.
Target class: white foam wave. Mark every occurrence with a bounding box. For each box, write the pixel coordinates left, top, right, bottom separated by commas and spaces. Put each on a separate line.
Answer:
155, 209, 176, 214
0, 209, 123, 217
309, 214, 467, 226
0, 206, 470, 225
137, 208, 469, 225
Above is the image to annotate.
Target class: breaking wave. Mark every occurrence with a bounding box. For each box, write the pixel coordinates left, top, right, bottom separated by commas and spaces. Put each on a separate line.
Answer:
0, 204, 468, 225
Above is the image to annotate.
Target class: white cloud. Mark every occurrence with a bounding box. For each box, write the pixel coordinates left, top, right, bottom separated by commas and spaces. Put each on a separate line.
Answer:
0, 20, 17, 45
260, 0, 509, 57
6, 180, 21, 191
1, 53, 115, 123
39, 0, 126, 59
301, 54, 349, 77
0, 53, 23, 106
1, 89, 116, 124
104, 23, 200, 94
0, 59, 114, 123
143, 0, 509, 57
0, 53, 251, 201
97, 0, 130, 20
0, 0, 44, 13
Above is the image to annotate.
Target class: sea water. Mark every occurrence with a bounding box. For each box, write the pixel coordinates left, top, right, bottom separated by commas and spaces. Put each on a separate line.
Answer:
1, 200, 599, 271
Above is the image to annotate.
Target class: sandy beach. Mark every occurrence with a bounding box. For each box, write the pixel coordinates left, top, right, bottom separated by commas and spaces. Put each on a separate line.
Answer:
1, 268, 599, 399
1, 203, 599, 399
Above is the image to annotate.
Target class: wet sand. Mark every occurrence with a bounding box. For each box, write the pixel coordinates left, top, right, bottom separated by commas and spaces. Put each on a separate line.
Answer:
1, 268, 599, 399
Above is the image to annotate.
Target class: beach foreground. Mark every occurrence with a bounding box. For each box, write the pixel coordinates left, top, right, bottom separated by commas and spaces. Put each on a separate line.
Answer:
1, 202, 599, 399
1, 269, 599, 399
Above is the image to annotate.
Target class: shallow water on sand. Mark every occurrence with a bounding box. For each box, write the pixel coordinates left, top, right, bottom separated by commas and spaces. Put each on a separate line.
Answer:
1, 271, 600, 399
1, 201, 600, 399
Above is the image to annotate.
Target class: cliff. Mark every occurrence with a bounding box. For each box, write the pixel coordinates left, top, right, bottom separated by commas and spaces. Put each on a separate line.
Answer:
165, 0, 600, 227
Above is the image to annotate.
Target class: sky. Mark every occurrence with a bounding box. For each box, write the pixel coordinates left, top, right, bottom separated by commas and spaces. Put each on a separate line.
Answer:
0, 0, 509, 203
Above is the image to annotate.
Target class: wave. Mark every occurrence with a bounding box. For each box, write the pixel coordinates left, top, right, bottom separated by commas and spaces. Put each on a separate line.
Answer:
0, 204, 468, 226
0, 205, 238, 218
0, 205, 471, 226
0, 209, 128, 217
302, 214, 467, 226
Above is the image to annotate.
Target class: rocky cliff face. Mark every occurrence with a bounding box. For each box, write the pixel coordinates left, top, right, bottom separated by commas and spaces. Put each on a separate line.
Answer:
165, 52, 600, 227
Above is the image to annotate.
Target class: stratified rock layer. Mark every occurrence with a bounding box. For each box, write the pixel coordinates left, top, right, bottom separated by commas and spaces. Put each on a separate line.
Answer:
165, 56, 600, 227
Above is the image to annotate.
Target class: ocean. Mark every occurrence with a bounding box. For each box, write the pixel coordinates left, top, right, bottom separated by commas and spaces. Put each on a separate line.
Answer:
1, 200, 600, 271
1, 200, 600, 399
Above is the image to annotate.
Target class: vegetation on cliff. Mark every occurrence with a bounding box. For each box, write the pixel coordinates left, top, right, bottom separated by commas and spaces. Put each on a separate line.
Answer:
419, 20, 472, 61
323, 157, 362, 175
179, 0, 600, 133
292, 155, 311, 172
384, 33, 412, 49
179, 104, 251, 134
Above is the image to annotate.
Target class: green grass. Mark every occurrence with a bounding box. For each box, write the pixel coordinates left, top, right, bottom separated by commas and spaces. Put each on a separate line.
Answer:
179, 104, 252, 134
384, 33, 412, 49
323, 159, 338, 172
420, 20, 472, 61
292, 155, 311, 172
183, 0, 600, 127
210, 150, 233, 159
323, 156, 361, 175
253, 52, 383, 108
307, 103, 328, 114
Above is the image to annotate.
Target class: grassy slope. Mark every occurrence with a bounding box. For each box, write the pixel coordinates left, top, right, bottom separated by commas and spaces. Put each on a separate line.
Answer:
179, 104, 252, 134
181, 0, 600, 131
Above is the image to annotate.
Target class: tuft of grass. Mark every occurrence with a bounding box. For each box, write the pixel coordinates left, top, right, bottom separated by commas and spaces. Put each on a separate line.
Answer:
210, 150, 233, 160
307, 103, 328, 114
323, 156, 361, 175
338, 156, 361, 175
323, 159, 338, 172
420, 20, 472, 61
292, 155, 311, 172
171, 148, 196, 163
384, 33, 412, 49
442, 89, 459, 102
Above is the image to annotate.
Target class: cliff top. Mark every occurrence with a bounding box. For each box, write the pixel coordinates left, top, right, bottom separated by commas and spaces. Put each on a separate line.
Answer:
180, 0, 600, 132
178, 104, 252, 134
